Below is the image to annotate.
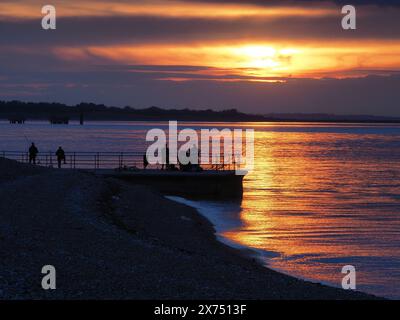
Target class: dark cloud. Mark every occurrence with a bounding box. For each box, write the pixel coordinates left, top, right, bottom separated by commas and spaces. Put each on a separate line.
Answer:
1, 9, 399, 48
332, 0, 400, 5
0, 62, 293, 84
187, 0, 400, 7
1, 63, 400, 116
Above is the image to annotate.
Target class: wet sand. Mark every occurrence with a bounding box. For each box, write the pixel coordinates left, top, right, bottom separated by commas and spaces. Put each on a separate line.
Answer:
0, 158, 379, 299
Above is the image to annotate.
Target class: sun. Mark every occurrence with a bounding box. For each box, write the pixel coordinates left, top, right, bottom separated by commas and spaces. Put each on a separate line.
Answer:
233, 46, 276, 68
237, 45, 277, 58
227, 45, 299, 76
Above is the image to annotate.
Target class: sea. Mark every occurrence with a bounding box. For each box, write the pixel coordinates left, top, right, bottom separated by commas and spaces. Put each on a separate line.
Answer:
1, 120, 399, 299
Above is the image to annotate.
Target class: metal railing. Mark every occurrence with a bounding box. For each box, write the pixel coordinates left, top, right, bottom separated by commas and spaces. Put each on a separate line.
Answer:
0, 150, 238, 171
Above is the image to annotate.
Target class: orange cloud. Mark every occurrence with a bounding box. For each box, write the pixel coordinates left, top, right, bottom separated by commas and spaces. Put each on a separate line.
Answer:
52, 40, 400, 79
0, 0, 337, 19
2, 0, 400, 81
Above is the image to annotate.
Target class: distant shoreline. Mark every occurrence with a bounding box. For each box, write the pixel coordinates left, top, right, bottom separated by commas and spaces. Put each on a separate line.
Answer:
2, 100, 400, 123
2, 118, 400, 124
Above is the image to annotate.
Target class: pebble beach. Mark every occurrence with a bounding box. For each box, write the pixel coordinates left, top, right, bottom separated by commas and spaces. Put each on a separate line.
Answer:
0, 158, 378, 299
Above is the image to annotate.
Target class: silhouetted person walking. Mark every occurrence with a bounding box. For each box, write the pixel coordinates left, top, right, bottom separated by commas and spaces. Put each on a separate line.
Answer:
56, 146, 66, 169
29, 143, 38, 165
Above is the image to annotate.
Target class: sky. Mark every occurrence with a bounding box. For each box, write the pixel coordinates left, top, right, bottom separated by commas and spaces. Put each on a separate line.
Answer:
0, 0, 400, 115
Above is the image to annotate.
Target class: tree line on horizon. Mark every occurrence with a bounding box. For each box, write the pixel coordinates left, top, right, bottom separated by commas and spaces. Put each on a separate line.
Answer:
1, 100, 399, 123
0, 100, 265, 122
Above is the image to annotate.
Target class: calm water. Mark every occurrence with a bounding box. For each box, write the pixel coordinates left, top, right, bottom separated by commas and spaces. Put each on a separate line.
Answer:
1, 121, 399, 298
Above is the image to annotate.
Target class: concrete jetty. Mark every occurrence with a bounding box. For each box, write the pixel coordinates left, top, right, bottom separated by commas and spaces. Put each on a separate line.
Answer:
93, 169, 245, 199
0, 150, 245, 198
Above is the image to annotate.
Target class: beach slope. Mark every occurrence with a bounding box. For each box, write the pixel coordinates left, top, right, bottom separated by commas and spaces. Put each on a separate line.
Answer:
0, 158, 378, 299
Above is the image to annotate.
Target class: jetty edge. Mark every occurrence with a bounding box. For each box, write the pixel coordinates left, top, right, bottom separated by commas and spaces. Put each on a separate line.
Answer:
93, 169, 244, 199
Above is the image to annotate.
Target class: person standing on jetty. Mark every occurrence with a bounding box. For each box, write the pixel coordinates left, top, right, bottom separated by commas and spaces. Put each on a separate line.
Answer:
28, 143, 38, 165
143, 153, 149, 169
56, 146, 66, 169
161, 144, 169, 170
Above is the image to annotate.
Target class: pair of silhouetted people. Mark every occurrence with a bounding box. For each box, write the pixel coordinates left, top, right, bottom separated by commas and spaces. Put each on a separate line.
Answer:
28, 143, 65, 168
158, 144, 202, 172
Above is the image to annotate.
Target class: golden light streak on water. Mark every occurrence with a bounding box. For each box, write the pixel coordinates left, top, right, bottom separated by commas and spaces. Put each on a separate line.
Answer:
220, 128, 400, 298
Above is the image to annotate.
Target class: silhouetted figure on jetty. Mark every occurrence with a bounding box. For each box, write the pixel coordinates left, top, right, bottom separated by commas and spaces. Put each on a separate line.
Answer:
143, 153, 149, 169
179, 148, 190, 171
161, 144, 169, 170
180, 145, 202, 172
190, 144, 202, 172
29, 143, 38, 165
56, 146, 66, 168
191, 144, 199, 162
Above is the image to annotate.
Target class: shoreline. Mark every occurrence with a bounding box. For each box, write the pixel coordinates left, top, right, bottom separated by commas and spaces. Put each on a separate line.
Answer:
0, 157, 380, 299
165, 196, 265, 261
165, 196, 375, 297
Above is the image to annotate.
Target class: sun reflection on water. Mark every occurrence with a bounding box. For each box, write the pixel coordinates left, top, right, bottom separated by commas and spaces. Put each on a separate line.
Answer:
221, 129, 400, 298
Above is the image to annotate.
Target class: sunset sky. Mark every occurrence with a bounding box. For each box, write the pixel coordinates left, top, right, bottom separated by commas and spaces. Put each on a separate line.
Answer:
1, 0, 400, 115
